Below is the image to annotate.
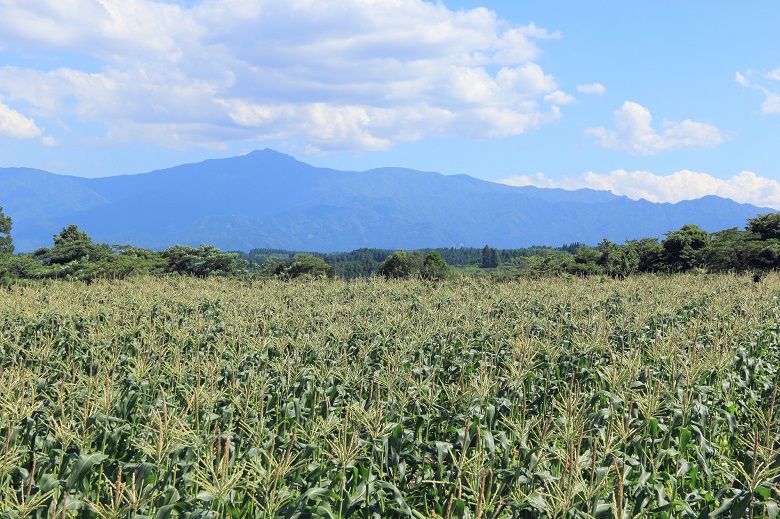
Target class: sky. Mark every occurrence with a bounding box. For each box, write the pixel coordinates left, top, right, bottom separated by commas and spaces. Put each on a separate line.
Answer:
1, 1, 780, 208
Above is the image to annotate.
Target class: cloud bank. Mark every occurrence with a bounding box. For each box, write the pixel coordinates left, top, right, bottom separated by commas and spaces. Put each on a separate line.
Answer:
500, 169, 780, 210
586, 101, 724, 155
0, 0, 571, 153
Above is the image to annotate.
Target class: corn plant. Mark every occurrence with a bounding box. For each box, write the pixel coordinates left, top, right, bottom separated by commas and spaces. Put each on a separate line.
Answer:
1, 273, 779, 517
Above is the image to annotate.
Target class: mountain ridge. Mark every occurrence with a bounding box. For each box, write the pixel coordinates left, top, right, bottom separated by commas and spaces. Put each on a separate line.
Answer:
0, 149, 772, 252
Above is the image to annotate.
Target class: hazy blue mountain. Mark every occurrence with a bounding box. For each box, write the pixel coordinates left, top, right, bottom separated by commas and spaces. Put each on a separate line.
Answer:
0, 149, 773, 252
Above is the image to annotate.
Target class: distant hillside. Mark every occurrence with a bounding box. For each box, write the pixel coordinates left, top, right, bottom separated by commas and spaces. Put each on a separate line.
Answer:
0, 149, 773, 252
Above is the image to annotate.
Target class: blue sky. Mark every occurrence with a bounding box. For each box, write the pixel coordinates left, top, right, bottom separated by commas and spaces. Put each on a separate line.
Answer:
1, 1, 780, 208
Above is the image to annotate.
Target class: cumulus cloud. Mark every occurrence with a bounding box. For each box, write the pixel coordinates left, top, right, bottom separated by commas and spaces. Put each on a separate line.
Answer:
499, 169, 780, 209
0, 0, 570, 152
577, 83, 605, 95
586, 101, 724, 155
544, 90, 575, 105
760, 93, 780, 114
0, 101, 43, 139
736, 69, 780, 114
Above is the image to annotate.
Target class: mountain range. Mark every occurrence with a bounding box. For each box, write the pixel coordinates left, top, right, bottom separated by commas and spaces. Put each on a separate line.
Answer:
0, 149, 773, 253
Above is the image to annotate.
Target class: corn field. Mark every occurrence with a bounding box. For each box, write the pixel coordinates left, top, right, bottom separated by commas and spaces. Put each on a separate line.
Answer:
1, 273, 779, 518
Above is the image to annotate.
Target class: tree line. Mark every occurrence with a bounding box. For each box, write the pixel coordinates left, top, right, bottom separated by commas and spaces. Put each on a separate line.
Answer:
2, 204, 780, 284
519, 216, 780, 278
242, 243, 581, 279
0, 217, 247, 285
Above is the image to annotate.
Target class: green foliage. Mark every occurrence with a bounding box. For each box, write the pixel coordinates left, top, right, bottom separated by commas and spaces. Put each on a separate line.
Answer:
34, 224, 113, 266
704, 227, 780, 273
246, 245, 578, 278
84, 245, 167, 279
0, 226, 251, 283
480, 244, 499, 268
377, 249, 423, 279
421, 250, 450, 280
569, 246, 602, 276
272, 253, 335, 279
746, 212, 780, 240
5, 211, 780, 286
662, 223, 711, 272
2, 274, 780, 518
632, 237, 665, 272
0, 254, 54, 285
574, 244, 600, 264
0, 206, 12, 255
601, 238, 641, 277
160, 244, 248, 277
520, 250, 576, 277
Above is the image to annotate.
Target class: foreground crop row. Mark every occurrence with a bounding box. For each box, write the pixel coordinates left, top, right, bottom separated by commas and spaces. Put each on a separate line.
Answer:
1, 274, 779, 518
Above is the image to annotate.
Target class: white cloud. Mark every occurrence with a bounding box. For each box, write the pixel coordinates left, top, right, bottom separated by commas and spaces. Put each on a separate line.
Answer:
736, 69, 780, 114
544, 90, 575, 105
0, 0, 198, 61
761, 93, 780, 114
218, 99, 454, 152
766, 68, 780, 81
0, 0, 570, 152
577, 83, 605, 95
499, 169, 780, 209
0, 101, 43, 139
586, 101, 724, 155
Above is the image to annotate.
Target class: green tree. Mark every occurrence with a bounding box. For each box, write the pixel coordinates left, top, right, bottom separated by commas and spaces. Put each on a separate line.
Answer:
272, 254, 335, 279
746, 213, 780, 241
662, 224, 711, 272
596, 239, 622, 276
161, 245, 247, 277
571, 245, 602, 275
519, 251, 575, 277
0, 206, 13, 255
574, 245, 600, 265
421, 250, 449, 280
1, 254, 52, 285
481, 245, 499, 268
631, 238, 665, 273
596, 239, 639, 278
34, 224, 112, 266
704, 227, 780, 273
85, 246, 167, 279
378, 250, 423, 279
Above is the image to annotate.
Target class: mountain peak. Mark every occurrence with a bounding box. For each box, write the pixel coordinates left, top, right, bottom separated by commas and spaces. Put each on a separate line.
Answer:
0, 152, 771, 252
